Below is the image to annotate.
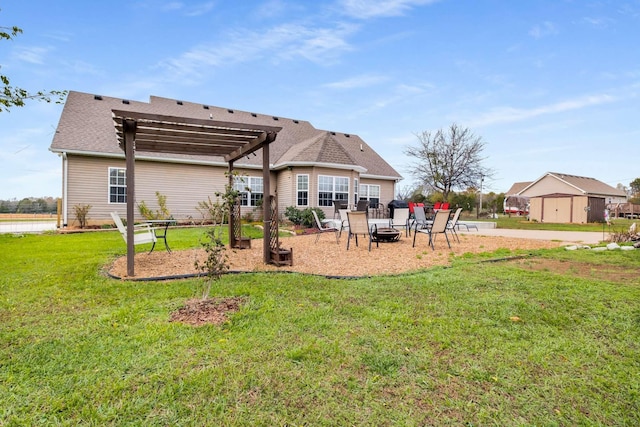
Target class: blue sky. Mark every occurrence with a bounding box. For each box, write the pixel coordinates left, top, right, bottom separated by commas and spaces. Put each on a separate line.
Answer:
1, 0, 638, 200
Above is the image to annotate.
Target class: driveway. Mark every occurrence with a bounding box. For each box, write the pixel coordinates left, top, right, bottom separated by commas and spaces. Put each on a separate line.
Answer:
466, 228, 607, 245
0, 220, 57, 233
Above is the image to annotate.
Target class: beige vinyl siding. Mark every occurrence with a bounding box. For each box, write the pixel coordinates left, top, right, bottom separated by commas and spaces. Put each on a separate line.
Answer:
66, 156, 124, 225
66, 155, 229, 223
64, 155, 399, 226
275, 169, 295, 217
360, 178, 395, 206
571, 196, 588, 223
529, 198, 542, 222
525, 175, 582, 197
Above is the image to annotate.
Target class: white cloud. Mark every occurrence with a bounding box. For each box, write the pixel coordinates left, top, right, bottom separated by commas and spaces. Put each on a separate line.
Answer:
14, 46, 52, 65
337, 0, 439, 19
255, 0, 289, 18
470, 94, 616, 126
580, 16, 613, 29
159, 1, 214, 16
528, 21, 558, 39
324, 74, 389, 89
184, 2, 216, 16
157, 22, 356, 81
161, 2, 184, 12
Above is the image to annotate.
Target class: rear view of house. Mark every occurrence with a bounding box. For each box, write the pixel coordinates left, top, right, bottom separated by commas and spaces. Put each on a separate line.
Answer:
49, 91, 402, 227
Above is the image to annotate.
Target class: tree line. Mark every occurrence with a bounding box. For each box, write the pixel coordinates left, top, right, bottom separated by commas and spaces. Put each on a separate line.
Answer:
0, 197, 58, 214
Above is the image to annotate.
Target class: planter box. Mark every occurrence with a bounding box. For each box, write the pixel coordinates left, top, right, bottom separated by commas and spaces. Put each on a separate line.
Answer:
233, 237, 251, 249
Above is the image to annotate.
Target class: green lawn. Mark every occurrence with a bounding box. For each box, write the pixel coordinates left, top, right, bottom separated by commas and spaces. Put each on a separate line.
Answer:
1, 227, 638, 425
473, 213, 636, 233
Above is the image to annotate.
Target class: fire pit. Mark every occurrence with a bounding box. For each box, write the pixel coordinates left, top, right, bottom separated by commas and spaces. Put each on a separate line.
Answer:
373, 227, 401, 242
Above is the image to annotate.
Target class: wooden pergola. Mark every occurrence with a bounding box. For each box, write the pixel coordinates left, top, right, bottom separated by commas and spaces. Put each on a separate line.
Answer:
112, 110, 282, 277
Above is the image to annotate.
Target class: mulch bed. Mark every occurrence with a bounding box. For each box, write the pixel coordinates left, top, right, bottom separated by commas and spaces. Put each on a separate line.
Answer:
108, 232, 560, 280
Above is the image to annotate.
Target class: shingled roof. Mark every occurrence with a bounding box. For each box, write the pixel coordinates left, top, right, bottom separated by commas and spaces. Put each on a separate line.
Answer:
520, 172, 626, 198
50, 91, 401, 180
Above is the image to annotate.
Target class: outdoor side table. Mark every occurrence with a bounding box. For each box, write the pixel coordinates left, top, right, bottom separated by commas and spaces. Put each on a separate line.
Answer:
146, 219, 177, 252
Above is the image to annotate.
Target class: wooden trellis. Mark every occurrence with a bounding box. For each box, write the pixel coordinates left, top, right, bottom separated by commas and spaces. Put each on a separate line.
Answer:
230, 198, 251, 249
268, 195, 293, 266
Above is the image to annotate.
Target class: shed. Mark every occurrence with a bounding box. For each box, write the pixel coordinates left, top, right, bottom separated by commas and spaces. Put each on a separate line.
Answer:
515, 172, 627, 224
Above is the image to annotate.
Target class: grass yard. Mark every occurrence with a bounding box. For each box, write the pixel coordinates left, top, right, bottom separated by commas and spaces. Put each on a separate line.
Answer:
481, 214, 636, 233
1, 228, 639, 425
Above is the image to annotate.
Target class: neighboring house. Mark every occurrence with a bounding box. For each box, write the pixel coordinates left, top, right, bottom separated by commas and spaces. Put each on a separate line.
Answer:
50, 91, 402, 227
503, 181, 532, 215
510, 172, 627, 223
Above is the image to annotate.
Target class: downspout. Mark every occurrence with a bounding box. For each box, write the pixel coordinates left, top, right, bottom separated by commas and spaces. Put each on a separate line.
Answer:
62, 152, 68, 226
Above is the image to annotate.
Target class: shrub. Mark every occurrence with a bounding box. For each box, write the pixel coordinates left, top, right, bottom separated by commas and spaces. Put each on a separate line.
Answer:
300, 207, 325, 228
138, 191, 171, 220
285, 206, 325, 227
73, 204, 91, 228
196, 196, 225, 224
284, 206, 304, 226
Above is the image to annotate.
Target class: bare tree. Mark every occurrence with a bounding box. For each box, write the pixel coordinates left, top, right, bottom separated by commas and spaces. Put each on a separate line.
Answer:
395, 184, 414, 201
405, 123, 492, 200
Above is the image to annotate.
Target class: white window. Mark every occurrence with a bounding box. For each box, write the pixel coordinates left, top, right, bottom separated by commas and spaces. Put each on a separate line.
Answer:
234, 176, 264, 206
318, 175, 349, 207
360, 184, 381, 206
109, 167, 126, 203
297, 174, 309, 207
354, 178, 359, 204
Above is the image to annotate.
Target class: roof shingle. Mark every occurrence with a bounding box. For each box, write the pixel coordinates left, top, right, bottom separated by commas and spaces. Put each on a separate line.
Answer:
50, 91, 401, 180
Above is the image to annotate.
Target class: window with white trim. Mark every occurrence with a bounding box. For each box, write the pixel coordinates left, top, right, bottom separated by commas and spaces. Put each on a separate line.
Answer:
359, 184, 381, 206
354, 178, 359, 204
318, 175, 349, 206
234, 176, 264, 206
109, 167, 126, 203
296, 174, 309, 206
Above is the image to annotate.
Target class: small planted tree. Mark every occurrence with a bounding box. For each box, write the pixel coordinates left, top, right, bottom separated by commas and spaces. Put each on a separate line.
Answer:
194, 171, 241, 299
194, 227, 229, 300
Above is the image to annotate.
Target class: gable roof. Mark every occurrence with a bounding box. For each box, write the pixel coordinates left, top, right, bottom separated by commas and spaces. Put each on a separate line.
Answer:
505, 181, 532, 195
50, 91, 402, 180
278, 131, 363, 171
520, 172, 626, 198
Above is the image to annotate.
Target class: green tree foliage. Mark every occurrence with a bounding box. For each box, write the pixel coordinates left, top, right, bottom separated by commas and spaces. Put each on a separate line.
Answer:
284, 206, 325, 227
6, 196, 57, 213
405, 123, 493, 200
630, 178, 640, 197
449, 191, 477, 212
1, 21, 67, 112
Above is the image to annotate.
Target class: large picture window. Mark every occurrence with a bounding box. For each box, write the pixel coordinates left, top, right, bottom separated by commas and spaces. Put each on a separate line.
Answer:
109, 167, 126, 203
318, 175, 349, 207
297, 174, 309, 207
360, 184, 381, 206
234, 176, 264, 206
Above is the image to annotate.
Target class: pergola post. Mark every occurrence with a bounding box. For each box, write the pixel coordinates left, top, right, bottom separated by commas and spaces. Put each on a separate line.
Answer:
228, 160, 235, 249
262, 144, 271, 264
123, 119, 137, 277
